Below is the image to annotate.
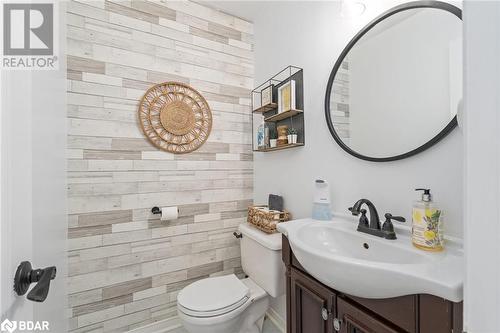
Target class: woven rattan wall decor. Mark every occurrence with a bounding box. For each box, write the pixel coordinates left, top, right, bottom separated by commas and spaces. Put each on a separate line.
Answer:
138, 82, 212, 154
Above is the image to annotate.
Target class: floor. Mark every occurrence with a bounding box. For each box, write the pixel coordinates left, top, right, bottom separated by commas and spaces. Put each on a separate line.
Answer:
159, 316, 282, 333
262, 318, 283, 333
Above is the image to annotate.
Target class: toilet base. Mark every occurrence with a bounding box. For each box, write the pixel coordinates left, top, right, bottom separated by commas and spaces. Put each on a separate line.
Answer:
241, 314, 265, 333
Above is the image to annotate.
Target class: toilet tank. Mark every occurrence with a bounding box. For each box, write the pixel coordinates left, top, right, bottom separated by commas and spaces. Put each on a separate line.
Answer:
238, 223, 285, 297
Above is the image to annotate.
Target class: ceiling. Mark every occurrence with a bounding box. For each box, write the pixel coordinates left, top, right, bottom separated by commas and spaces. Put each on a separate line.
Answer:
202, 1, 274, 22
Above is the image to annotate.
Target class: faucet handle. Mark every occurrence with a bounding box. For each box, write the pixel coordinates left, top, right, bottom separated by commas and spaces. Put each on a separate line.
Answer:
358, 209, 369, 228
382, 213, 405, 240
384, 213, 406, 223
382, 213, 406, 240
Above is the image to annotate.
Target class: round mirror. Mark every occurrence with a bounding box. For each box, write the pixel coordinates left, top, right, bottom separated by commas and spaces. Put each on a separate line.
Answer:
325, 2, 462, 162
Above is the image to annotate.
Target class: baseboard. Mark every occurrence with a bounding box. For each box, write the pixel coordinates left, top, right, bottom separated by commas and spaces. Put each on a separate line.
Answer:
127, 317, 183, 333
266, 307, 286, 333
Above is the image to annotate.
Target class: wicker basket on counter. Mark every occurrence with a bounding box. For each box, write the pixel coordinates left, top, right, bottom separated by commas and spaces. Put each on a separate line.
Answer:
247, 205, 291, 234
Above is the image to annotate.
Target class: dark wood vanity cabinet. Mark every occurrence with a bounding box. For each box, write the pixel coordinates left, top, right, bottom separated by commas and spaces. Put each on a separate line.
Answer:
290, 267, 335, 333
282, 236, 463, 333
336, 297, 404, 333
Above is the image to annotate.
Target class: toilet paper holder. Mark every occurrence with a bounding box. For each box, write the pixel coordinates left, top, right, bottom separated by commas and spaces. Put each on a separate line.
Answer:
151, 206, 179, 215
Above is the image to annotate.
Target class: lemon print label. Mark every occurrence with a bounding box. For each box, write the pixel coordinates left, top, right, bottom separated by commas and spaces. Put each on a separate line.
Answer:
412, 207, 443, 251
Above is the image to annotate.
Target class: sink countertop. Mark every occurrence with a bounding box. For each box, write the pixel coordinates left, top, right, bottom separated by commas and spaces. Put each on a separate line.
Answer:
277, 217, 464, 302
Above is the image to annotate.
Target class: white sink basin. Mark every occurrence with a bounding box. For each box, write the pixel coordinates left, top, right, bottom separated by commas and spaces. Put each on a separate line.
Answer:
277, 217, 463, 301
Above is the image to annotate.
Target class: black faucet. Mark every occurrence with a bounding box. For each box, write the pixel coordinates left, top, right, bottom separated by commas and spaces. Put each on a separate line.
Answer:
349, 199, 406, 240
349, 199, 380, 230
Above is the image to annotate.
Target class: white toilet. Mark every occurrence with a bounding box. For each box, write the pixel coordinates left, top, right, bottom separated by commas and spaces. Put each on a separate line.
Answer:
177, 223, 285, 333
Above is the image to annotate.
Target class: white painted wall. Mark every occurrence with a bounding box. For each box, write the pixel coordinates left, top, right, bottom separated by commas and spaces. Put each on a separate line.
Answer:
250, 0, 463, 320
253, 1, 463, 235
463, 1, 500, 331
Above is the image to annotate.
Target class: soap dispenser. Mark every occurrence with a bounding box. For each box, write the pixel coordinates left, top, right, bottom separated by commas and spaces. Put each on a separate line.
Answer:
312, 179, 332, 221
412, 188, 444, 251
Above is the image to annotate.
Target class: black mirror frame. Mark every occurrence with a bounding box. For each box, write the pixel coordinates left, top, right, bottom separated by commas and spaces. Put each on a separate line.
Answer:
324, 1, 462, 162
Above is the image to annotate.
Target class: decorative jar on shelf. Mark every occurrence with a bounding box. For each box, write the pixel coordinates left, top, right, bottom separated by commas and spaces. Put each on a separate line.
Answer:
277, 125, 289, 146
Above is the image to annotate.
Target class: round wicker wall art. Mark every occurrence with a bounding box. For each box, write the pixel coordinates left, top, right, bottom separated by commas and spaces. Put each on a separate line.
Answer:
138, 82, 212, 154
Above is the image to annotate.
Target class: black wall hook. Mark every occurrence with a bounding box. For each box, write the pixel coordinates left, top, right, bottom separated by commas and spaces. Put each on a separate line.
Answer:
14, 261, 56, 302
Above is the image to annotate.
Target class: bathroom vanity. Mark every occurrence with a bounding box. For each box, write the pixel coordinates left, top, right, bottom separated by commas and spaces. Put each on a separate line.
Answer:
282, 235, 463, 333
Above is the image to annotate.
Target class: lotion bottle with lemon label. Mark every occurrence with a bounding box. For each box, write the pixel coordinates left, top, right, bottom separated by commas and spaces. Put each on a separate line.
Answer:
412, 188, 444, 251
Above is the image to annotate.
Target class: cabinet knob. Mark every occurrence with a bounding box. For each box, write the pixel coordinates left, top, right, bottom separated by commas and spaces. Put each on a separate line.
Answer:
321, 307, 329, 321
333, 318, 342, 331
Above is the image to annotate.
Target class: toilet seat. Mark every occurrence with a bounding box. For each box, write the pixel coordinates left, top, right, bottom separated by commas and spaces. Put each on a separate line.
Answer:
178, 296, 249, 318
177, 274, 250, 318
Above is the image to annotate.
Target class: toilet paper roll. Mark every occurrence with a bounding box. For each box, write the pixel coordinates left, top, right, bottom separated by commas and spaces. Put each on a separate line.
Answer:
160, 206, 178, 221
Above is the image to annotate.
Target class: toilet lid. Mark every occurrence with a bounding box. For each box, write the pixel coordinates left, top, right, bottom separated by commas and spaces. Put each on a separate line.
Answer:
177, 274, 250, 316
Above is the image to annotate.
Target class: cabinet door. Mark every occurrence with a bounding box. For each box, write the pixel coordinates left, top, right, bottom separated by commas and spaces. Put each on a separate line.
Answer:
291, 268, 335, 333
419, 295, 454, 333
337, 298, 403, 333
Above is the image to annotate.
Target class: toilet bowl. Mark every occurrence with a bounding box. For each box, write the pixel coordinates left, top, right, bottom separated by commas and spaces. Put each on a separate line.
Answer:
177, 275, 269, 333
177, 223, 285, 333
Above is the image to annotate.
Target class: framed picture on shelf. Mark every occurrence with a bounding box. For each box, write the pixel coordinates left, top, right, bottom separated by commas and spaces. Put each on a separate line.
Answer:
278, 80, 296, 113
256, 123, 265, 149
252, 91, 261, 111
260, 84, 273, 106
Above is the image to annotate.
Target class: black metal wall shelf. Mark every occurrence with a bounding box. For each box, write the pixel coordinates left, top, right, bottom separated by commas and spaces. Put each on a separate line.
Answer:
253, 103, 278, 114
265, 109, 303, 122
251, 65, 305, 152
256, 143, 304, 152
